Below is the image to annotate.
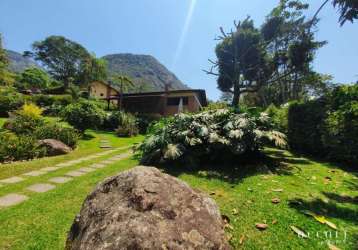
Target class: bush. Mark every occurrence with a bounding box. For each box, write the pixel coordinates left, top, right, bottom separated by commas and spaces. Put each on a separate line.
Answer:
0, 132, 45, 162
102, 111, 127, 130
136, 113, 161, 134
31, 94, 73, 107
61, 100, 106, 133
287, 84, 358, 164
0, 87, 26, 117
137, 109, 286, 166
34, 122, 79, 148
287, 99, 327, 155
5, 103, 45, 134
265, 104, 289, 133
115, 112, 139, 137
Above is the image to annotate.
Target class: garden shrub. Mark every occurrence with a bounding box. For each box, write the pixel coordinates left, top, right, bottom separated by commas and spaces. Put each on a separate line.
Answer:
287, 84, 358, 164
287, 99, 327, 155
115, 112, 139, 137
34, 122, 79, 148
137, 109, 286, 166
5, 103, 45, 134
0, 87, 26, 117
136, 113, 162, 134
61, 100, 106, 133
0, 132, 45, 162
265, 104, 289, 133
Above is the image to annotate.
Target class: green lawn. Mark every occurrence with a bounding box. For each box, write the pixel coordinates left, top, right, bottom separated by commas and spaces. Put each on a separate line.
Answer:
0, 117, 6, 128
0, 129, 357, 249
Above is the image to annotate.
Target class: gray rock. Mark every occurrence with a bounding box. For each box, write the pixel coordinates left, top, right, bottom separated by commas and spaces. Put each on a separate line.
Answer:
39, 139, 72, 156
66, 166, 230, 250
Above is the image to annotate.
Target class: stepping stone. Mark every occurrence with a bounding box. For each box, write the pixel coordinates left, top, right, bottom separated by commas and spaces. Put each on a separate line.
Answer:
100, 145, 112, 149
26, 183, 56, 193
23, 170, 47, 177
41, 167, 61, 172
0, 194, 28, 207
78, 167, 96, 173
90, 164, 106, 169
65, 171, 86, 177
48, 177, 73, 184
0, 176, 25, 184
56, 162, 73, 167
101, 160, 115, 164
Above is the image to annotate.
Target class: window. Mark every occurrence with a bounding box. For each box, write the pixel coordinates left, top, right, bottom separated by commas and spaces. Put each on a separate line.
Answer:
167, 97, 188, 106
100, 93, 104, 97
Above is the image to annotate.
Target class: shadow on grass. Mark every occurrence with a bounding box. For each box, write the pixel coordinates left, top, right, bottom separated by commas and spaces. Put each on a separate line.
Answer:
158, 151, 301, 185
288, 197, 358, 224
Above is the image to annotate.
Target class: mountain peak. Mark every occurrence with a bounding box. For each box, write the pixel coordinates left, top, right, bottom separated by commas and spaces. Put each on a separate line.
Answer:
102, 53, 189, 91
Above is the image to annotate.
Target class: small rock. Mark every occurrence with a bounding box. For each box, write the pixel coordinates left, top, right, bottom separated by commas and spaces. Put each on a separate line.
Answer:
39, 139, 72, 156
255, 223, 268, 230
271, 198, 281, 204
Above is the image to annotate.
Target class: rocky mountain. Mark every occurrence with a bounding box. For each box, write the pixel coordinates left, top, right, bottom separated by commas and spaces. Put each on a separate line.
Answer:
102, 53, 189, 91
5, 50, 41, 72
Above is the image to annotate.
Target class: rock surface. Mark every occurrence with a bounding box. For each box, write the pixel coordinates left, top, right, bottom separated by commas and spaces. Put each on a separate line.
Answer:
38, 139, 72, 156
66, 166, 230, 250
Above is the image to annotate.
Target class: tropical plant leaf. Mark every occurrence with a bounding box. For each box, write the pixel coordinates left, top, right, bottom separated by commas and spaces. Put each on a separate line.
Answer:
163, 144, 183, 160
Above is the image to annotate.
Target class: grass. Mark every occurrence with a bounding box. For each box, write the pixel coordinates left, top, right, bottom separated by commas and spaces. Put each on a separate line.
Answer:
171, 149, 358, 249
0, 127, 357, 249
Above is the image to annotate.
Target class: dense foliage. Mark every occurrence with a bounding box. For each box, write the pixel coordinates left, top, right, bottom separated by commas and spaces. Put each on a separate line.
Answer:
0, 103, 79, 162
16, 67, 51, 90
0, 87, 27, 116
137, 109, 286, 166
288, 84, 358, 164
208, 1, 325, 107
0, 132, 45, 163
61, 100, 106, 133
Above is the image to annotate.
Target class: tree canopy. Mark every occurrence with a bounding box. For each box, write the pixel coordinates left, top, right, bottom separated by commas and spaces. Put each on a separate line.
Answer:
16, 67, 51, 89
207, 0, 326, 107
24, 36, 105, 89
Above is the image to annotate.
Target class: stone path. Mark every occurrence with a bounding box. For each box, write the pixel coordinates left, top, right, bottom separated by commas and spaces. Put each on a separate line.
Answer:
0, 146, 131, 186
26, 183, 56, 193
0, 194, 28, 207
0, 148, 133, 208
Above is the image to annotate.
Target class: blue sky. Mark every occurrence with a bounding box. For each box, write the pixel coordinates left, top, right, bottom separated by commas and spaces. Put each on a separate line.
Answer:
0, 0, 357, 100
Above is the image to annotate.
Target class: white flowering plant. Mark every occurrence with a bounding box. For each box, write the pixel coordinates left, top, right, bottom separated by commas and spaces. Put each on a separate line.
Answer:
137, 109, 286, 166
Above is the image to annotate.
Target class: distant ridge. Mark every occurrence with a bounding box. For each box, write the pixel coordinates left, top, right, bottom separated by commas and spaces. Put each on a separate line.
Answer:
5, 49, 41, 72
102, 53, 189, 91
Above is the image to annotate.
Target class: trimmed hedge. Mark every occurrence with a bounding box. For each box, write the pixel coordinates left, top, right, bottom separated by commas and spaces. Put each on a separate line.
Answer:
287, 84, 358, 165
288, 99, 327, 155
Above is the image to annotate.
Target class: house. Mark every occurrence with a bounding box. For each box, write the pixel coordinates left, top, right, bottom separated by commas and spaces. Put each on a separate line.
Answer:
89, 81, 207, 116
90, 81, 120, 105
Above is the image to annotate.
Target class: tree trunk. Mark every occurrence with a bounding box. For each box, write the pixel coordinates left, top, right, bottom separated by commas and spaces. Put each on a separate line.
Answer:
232, 82, 240, 107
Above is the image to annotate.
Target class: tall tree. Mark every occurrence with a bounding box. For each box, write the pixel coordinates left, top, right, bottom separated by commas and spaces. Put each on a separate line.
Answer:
207, 0, 325, 107
24, 36, 91, 89
17, 67, 51, 89
80, 55, 107, 86
206, 17, 270, 106
333, 0, 357, 25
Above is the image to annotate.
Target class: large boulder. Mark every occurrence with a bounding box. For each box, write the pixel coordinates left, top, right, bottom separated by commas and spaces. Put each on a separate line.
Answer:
66, 166, 230, 250
38, 139, 72, 156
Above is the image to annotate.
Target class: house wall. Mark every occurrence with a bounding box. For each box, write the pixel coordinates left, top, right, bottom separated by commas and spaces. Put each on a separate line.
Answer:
163, 93, 201, 116
121, 91, 204, 116
90, 81, 119, 105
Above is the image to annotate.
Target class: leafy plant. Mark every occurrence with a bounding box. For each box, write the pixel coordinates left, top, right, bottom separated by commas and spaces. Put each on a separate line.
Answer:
115, 112, 139, 137
4, 103, 45, 134
61, 100, 106, 133
34, 122, 79, 148
137, 109, 286, 166
0, 131, 45, 162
